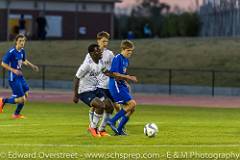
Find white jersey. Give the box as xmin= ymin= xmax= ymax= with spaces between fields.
xmin=97 ymin=48 xmax=114 ymax=89
xmin=83 ymin=48 xmax=114 ymax=89
xmin=76 ymin=54 xmax=104 ymax=94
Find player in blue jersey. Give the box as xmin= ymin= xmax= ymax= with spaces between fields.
xmin=106 ymin=40 xmax=138 ymax=135
xmin=0 ymin=34 xmax=39 ymax=119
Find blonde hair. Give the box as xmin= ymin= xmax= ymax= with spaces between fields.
xmin=97 ymin=31 xmax=110 ymax=40
xmin=121 ymin=40 xmax=134 ymax=50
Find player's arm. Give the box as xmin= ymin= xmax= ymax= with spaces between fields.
xmin=112 ymin=72 xmax=137 ymax=83
xmin=23 ymin=59 xmax=39 ymax=72
xmin=102 ymin=69 xmax=137 ymax=83
xmin=73 ymin=63 xmax=89 ymax=103
xmin=1 ymin=61 xmax=22 ymax=75
xmin=73 ymin=76 xmax=80 ymax=103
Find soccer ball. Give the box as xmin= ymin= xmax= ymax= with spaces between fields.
xmin=144 ymin=123 xmax=158 ymax=137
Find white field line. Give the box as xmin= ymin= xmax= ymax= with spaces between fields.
xmin=0 ymin=144 xmax=239 ymax=148
xmin=0 ymin=121 xmax=234 ymax=127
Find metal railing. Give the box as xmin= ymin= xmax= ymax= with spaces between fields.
xmin=2 ymin=65 xmax=240 ymax=96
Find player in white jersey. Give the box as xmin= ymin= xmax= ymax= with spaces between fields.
xmin=83 ymin=31 xmax=120 ymax=135
xmin=96 ymin=31 xmax=114 ymax=91
xmin=96 ymin=31 xmax=123 ymax=133
xmin=73 ymin=44 xmax=113 ymax=137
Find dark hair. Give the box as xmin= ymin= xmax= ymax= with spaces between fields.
xmin=15 ymin=34 xmax=26 ymax=42
xmin=97 ymin=31 xmax=110 ymax=40
xmin=88 ymin=44 xmax=99 ymax=53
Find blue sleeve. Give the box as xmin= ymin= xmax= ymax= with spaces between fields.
xmin=2 ymin=51 xmax=11 ymax=64
xmin=110 ymin=56 xmax=121 ymax=73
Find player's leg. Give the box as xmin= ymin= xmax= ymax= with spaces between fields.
xmin=0 ymin=80 xmax=18 ymax=112
xmin=0 ymin=95 xmax=14 ymax=113
xmin=98 ymin=98 xmax=114 ymax=136
xmin=104 ymin=89 xmax=121 ymax=124
xmin=79 ymin=91 xmax=104 ymax=137
xmin=97 ymin=89 xmax=114 ymax=136
xmin=1 ymin=94 xmax=16 ymax=105
xmin=103 ymin=89 xmax=120 ymax=112
xmin=108 ymin=85 xmax=137 ymax=135
xmin=90 ymin=97 xmax=105 ymax=130
xmin=12 ymin=94 xmax=27 ymax=119
xmin=117 ymin=100 xmax=137 ymax=135
xmin=108 ymin=88 xmax=134 ymax=123
xmin=114 ymin=103 xmax=121 ymax=112
xmin=12 ymin=77 xmax=29 ymax=118
xmin=13 ymin=92 xmax=28 ymax=119
xmin=107 ymin=87 xmax=134 ymax=135
xmin=121 ymin=107 xmax=135 ymax=135
xmin=123 ymin=99 xmax=137 ymax=113
xmin=1 ymin=79 xmax=26 ymax=115
xmin=78 ymin=91 xmax=95 ymax=128
xmin=114 ymin=103 xmax=123 ymax=130
xmin=89 ymin=107 xmax=95 ymax=127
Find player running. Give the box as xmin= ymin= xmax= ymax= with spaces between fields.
xmin=0 ymin=34 xmax=39 ymax=119
xmin=96 ymin=31 xmax=122 ymax=133
xmin=106 ymin=40 xmax=138 ymax=136
xmin=73 ymin=44 xmax=113 ymax=137
xmin=83 ymin=31 xmax=120 ymax=135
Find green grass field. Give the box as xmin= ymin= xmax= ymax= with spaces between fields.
xmin=0 ymin=102 xmax=240 ymax=159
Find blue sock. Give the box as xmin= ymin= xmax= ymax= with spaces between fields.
xmin=110 ymin=109 xmax=126 ymax=123
xmin=117 ymin=115 xmax=129 ymax=132
xmin=15 ymin=103 xmax=24 ymax=115
xmin=4 ymin=97 xmax=16 ymax=104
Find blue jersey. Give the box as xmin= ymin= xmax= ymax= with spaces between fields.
xmin=109 ymin=53 xmax=132 ymax=104
xmin=109 ymin=53 xmax=129 ymax=88
xmin=2 ymin=47 xmax=26 ymax=81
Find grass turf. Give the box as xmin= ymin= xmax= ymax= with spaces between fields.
xmin=0 ymin=102 xmax=240 ymax=159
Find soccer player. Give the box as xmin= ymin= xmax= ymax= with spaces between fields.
xmin=0 ymin=34 xmax=39 ymax=118
xmin=97 ymin=31 xmax=115 ymax=136
xmin=96 ymin=31 xmax=121 ymax=133
xmin=83 ymin=31 xmax=120 ymax=135
xmin=96 ymin=31 xmax=115 ymax=103
xmin=73 ymin=44 xmax=113 ymax=137
xmin=107 ymin=40 xmax=138 ymax=135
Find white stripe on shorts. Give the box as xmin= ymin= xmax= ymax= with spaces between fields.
xmin=114 ymin=81 xmax=120 ymax=93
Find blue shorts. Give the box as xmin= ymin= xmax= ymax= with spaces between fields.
xmin=9 ymin=76 xmax=29 ymax=98
xmin=109 ymin=84 xmax=132 ymax=104
xmin=79 ymin=88 xmax=106 ymax=107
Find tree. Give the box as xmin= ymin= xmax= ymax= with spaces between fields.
xmin=131 ymin=0 xmax=170 ymax=37
xmin=114 ymin=0 xmax=200 ymax=38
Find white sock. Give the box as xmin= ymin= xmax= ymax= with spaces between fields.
xmin=89 ymin=110 xmax=94 ymax=127
xmin=99 ymin=111 xmax=111 ymax=131
xmin=91 ymin=112 xmax=102 ymax=128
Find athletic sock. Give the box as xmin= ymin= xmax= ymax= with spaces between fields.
xmin=110 ymin=109 xmax=126 ymax=124
xmin=15 ymin=103 xmax=24 ymax=115
xmin=91 ymin=112 xmax=102 ymax=129
xmin=117 ymin=115 xmax=129 ymax=133
xmin=99 ymin=111 xmax=111 ymax=131
xmin=89 ymin=110 xmax=94 ymax=127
